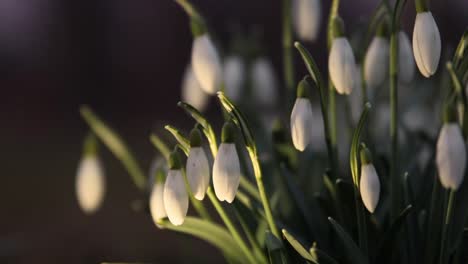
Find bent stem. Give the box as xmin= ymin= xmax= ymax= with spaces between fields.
xmin=439 ymin=190 xmax=456 ymax=264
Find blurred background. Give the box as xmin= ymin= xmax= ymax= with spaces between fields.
xmin=0 ymin=0 xmax=466 ymax=263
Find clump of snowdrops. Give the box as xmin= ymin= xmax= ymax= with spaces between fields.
xmin=75 ymin=0 xmax=468 ymax=263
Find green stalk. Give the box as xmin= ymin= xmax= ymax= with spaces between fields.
xmin=439 ymin=190 xmax=456 ymax=264
xmin=282 ymin=0 xmax=295 ymax=107
xmin=447 ymin=62 xmax=468 ymax=139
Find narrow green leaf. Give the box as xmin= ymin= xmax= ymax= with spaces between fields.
xmin=453 ymin=29 xmax=468 ymax=68
xmin=164 ymin=125 xmax=190 ymax=155
xmin=282 ymin=229 xmax=317 ymax=263
xmin=328 ymin=217 xmax=368 ymax=264
xmin=266 ymin=231 xmax=288 ymax=264
xmin=80 ymin=105 xmax=146 ymax=190
xmin=159 ymin=217 xmax=248 ymax=264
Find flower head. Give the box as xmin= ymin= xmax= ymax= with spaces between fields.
xmin=251 ymin=57 xmax=278 ymax=108
xmin=164 ymin=150 xmax=189 ymax=226
xmin=359 ymin=146 xmax=380 ymax=213
xmin=186 ymin=128 xmax=210 ymax=200
xmin=149 ymin=167 xmax=167 ymax=227
xmin=181 ymin=64 xmax=210 ymax=111
xmin=213 ymin=122 xmax=241 ymax=203
xmin=191 ymin=34 xmax=223 ymax=94
xmin=364 ymin=29 xmax=389 ymax=88
xmin=292 ymin=0 xmax=321 ymax=42
xmin=290 ymin=78 xmax=314 ymax=151
xmin=412 ymin=12 xmax=441 ymax=77
xmin=398 ymin=31 xmax=415 ymax=83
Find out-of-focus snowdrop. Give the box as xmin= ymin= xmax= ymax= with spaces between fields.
xmin=186 ymin=128 xmax=210 ymax=200
xmin=436 ymin=106 xmax=466 ymax=190
xmin=213 ymin=122 xmax=241 ymax=203
xmin=372 ymin=103 xmax=407 ymax=152
xmin=223 ymin=55 xmax=245 ymax=102
xmin=329 ymin=16 xmax=356 ymax=95
xmin=290 ymin=78 xmax=314 ymax=151
xmin=310 ymin=105 xmax=326 ymax=152
xmin=403 ymin=105 xmax=432 ymax=133
xmin=412 ymin=4 xmax=441 ymax=78
xmin=149 ymin=167 xmax=167 ymax=227
xmin=181 ymin=64 xmax=210 ymax=111
xmin=364 ymin=21 xmax=389 ymax=89
xmin=292 ymin=0 xmax=321 ymax=42
xmin=251 ymin=57 xmax=278 ymax=108
xmin=76 ymin=134 xmax=106 ymax=214
xmin=398 ymin=31 xmax=415 ymax=83
xmin=359 ymin=146 xmax=380 ymax=213
xmin=163 ymin=150 xmax=189 ymax=226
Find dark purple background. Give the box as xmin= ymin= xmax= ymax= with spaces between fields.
xmin=0 ymin=0 xmax=466 ymax=263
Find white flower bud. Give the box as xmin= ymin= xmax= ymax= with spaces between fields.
xmin=364 ymin=36 xmax=389 ymax=89
xmin=191 ymin=34 xmax=223 ymax=94
xmin=181 ymin=64 xmax=210 ymax=111
xmin=412 ymin=12 xmax=441 ymax=78
xmin=360 ymin=163 xmax=380 ymax=213
xmin=163 ymin=169 xmax=189 ymax=226
xmin=290 ymin=98 xmax=313 ymax=151
xmin=398 ymin=31 xmax=415 ymax=83
xmin=223 ymin=55 xmax=245 ymax=102
xmin=76 ymin=155 xmax=106 ymax=214
xmin=329 ymin=37 xmax=356 ymax=95
xmin=186 ymin=146 xmax=210 ymax=200
xmin=251 ymin=57 xmax=278 ymax=107
xmin=149 ymin=172 xmax=167 ymax=226
xmin=436 ymin=123 xmax=466 ymax=190
xmin=292 ymin=0 xmax=321 ymax=42
xmin=213 ymin=143 xmax=241 ymax=203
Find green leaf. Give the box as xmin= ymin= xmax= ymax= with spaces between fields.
xmin=328 ymin=217 xmax=368 ymax=264
xmin=282 ymin=229 xmax=317 ymax=263
xmin=164 ymin=125 xmax=190 ymax=155
xmin=266 ymin=231 xmax=288 ymax=264
xmin=159 ymin=217 xmax=248 ymax=264
xmin=80 ymin=105 xmax=146 ymax=190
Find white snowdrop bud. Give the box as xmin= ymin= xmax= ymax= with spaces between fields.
xmin=213 ymin=122 xmax=241 ymax=203
xmin=412 ymin=11 xmax=441 ymax=78
xmin=436 ymin=107 xmax=466 ymax=190
xmin=186 ymin=128 xmax=210 ymax=200
xmin=223 ymin=55 xmax=245 ymax=102
xmin=292 ymin=0 xmax=322 ymax=42
xmin=149 ymin=168 xmax=167 ymax=227
xmin=76 ymin=135 xmax=105 ymax=214
xmin=251 ymin=57 xmax=278 ymax=107
xmin=398 ymin=31 xmax=415 ymax=83
xmin=364 ymin=36 xmax=389 ymax=89
xmin=290 ymin=78 xmax=314 ymax=151
xmin=359 ymin=146 xmax=380 ymax=213
xmin=163 ymin=151 xmax=189 ymax=226
xmin=181 ymin=64 xmax=210 ymax=111
xmin=191 ymin=34 xmax=223 ymax=94
xmin=328 ymin=17 xmax=356 ymax=95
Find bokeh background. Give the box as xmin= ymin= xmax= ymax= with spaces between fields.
xmin=0 ymin=0 xmax=466 ymax=263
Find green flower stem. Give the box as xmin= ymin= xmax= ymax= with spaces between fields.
xmin=414 ymin=0 xmax=428 ymax=12
xmin=439 ymin=190 xmax=456 ymax=264
xmin=389 ymin=0 xmax=407 ymax=219
xmin=447 ymin=62 xmax=468 ymax=139
xmin=282 ymin=0 xmax=295 ymax=107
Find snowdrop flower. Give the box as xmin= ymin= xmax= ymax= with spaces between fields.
xmin=186 ymin=128 xmax=210 ymax=200
xmin=76 ymin=135 xmax=105 ymax=214
xmin=251 ymin=57 xmax=278 ymax=107
xmin=290 ymin=78 xmax=314 ymax=151
xmin=412 ymin=10 xmax=441 ymax=78
xmin=164 ymin=150 xmax=189 ymax=226
xmin=364 ymin=22 xmax=389 ymax=89
xmin=181 ymin=64 xmax=210 ymax=111
xmin=398 ymin=31 xmax=415 ymax=83
xmin=292 ymin=0 xmax=321 ymax=42
xmin=213 ymin=122 xmax=241 ymax=203
xmin=436 ymin=107 xmax=466 ymax=190
xmin=149 ymin=168 xmax=167 ymax=227
xmin=223 ymin=55 xmax=245 ymax=102
xmin=328 ymin=16 xmax=356 ymax=95
xmin=359 ymin=146 xmax=380 ymax=213
xmin=191 ymin=33 xmax=223 ymax=94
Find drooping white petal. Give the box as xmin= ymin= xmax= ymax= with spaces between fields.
xmin=292 ymin=0 xmax=321 ymax=42
xmin=75 ymin=156 xmax=105 ymax=214
xmin=223 ymin=56 xmax=245 ymax=102
xmin=364 ymin=36 xmax=389 ymax=89
xmin=329 ymin=37 xmax=356 ymax=95
xmin=412 ymin=12 xmax=441 ymax=78
xmin=181 ymin=64 xmax=210 ymax=111
xmin=191 ymin=34 xmax=223 ymax=94
xmin=213 ymin=143 xmax=241 ymax=203
xmin=360 ymin=164 xmax=380 ymax=213
xmin=163 ymin=169 xmax=189 ymax=226
xmin=398 ymin=31 xmax=415 ymax=83
xmin=436 ymin=124 xmax=467 ymax=190
xmin=149 ymin=180 xmax=166 ymax=226
xmin=290 ymin=98 xmax=313 ymax=151
xmin=186 ymin=147 xmax=210 ymax=200
xmin=251 ymin=57 xmax=278 ymax=107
